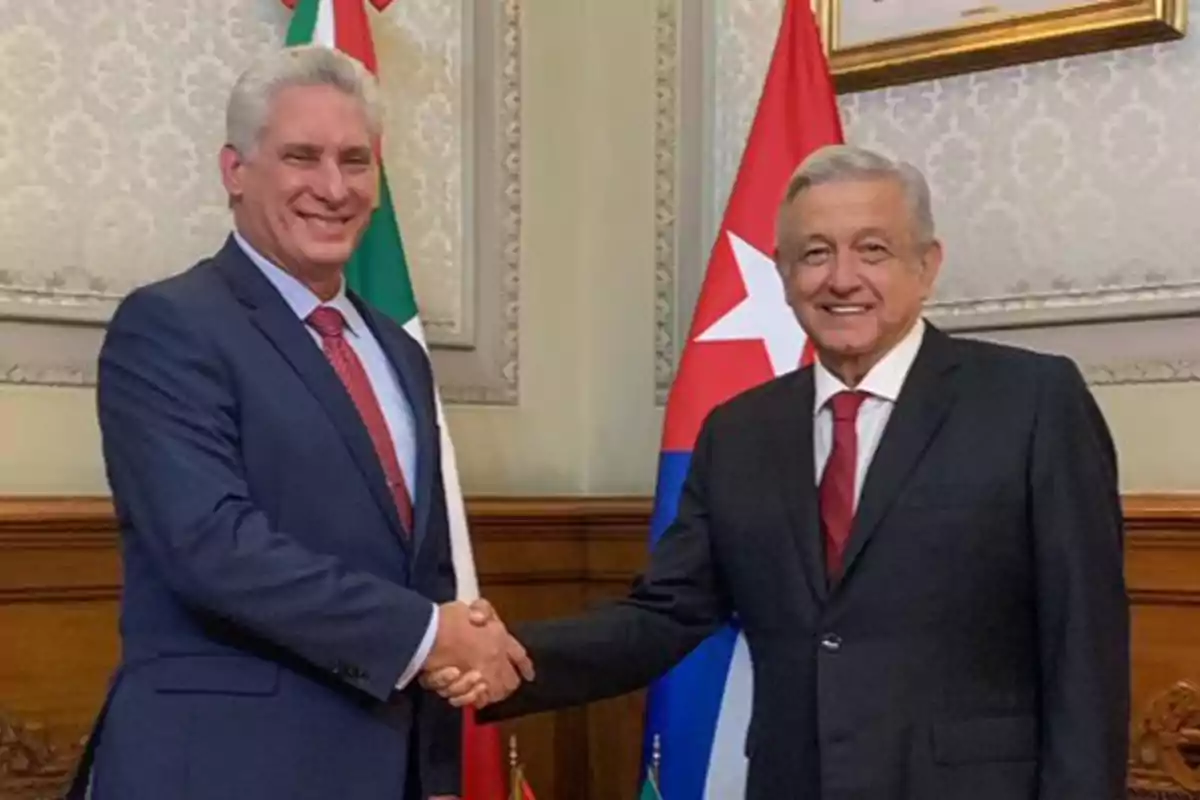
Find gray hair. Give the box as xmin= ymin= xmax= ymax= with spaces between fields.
xmin=225 ymin=44 xmax=383 ymax=155
xmin=780 ymin=144 xmax=935 ymax=245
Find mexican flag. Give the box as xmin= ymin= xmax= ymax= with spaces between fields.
xmin=281 ymin=1 xmax=505 ymax=798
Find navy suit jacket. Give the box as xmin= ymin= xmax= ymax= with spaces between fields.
xmin=482 ymin=327 xmax=1129 ymax=799
xmin=73 ymin=236 xmax=460 ymax=800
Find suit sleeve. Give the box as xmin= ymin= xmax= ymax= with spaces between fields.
xmin=97 ymin=288 xmax=434 ymax=702
xmin=415 ymin=455 xmax=463 ymax=798
xmin=479 ymin=417 xmax=732 ymax=721
xmin=1030 ymin=356 xmax=1129 ymax=799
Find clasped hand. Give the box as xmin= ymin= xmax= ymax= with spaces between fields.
xmin=420 ymin=599 xmax=532 ymax=708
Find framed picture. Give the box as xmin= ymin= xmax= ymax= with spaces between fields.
xmin=813 ymin=0 xmax=1187 ymax=92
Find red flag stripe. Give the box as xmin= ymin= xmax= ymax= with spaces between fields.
xmin=661 ymin=0 xmax=840 ymax=452
xmin=461 ymin=707 xmax=506 ymax=800
xmin=332 ymin=0 xmax=379 ymax=75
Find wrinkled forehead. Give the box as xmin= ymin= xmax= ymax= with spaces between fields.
xmin=259 ymin=84 xmax=374 ymax=146
xmin=779 ymin=177 xmax=916 ymax=242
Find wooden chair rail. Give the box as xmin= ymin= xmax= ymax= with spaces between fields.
xmin=2 ymin=493 xmax=1199 ymax=799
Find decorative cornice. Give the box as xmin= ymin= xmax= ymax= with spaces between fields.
xmin=1083 ymin=359 xmax=1200 ymax=386
xmin=0 ymin=360 xmax=93 ymax=386
xmin=653 ymin=0 xmax=679 ymax=405
xmin=928 ymin=280 xmax=1200 ymax=326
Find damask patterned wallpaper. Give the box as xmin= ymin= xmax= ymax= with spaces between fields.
xmin=712 ymin=0 xmax=1200 ymax=325
xmin=0 ymin=1 xmax=520 ymax=403
xmin=659 ymin=0 xmax=1200 ymax=397
xmin=0 ymin=2 xmax=285 ymax=320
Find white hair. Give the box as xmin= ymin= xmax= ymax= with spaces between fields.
xmin=225 ymin=44 xmax=383 ymax=155
xmin=780 ymin=144 xmax=935 ymax=245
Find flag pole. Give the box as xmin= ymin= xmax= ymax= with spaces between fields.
xmin=508 ymin=735 xmax=521 ymax=800
xmin=651 ymin=733 xmax=661 ymax=786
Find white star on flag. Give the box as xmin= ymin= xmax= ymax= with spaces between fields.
xmin=694 ymin=231 xmax=808 ymax=377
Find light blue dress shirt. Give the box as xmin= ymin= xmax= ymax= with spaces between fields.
xmin=234 ymin=231 xmax=438 ymax=691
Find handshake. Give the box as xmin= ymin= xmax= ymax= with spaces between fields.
xmin=420 ymin=598 xmax=534 ymax=708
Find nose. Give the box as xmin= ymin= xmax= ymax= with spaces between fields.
xmin=826 ymin=252 xmax=861 ymax=293
xmin=311 ymin=157 xmax=350 ymax=205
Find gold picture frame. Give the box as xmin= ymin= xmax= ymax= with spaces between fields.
xmin=814 ymin=0 xmax=1186 ymax=93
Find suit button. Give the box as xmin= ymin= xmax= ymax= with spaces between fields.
xmin=820 ymin=633 xmax=842 ymax=653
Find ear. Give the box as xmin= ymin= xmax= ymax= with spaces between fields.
xmin=219 ymin=144 xmax=247 ymax=201
xmin=918 ymin=239 xmax=943 ymax=297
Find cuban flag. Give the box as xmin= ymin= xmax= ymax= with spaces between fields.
xmin=641 ymin=1 xmax=843 ymax=796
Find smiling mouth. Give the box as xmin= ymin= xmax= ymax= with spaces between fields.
xmin=821 ymin=304 xmax=871 ymax=316
xmin=299 ymin=213 xmax=352 ymax=231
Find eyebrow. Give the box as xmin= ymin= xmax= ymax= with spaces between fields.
xmin=853 ymin=228 xmax=894 ymax=240
xmin=279 ymin=143 xmax=373 ymax=157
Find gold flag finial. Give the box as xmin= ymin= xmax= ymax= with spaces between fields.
xmin=508 ymin=734 xmax=526 ymax=800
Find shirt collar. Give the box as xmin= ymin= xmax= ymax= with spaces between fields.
xmin=813 ymin=317 xmax=926 ymax=415
xmin=233 ymin=230 xmax=365 ymax=337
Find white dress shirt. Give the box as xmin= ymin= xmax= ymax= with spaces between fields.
xmin=812 ymin=318 xmax=925 ymax=507
xmin=234 ymin=232 xmax=437 ymax=691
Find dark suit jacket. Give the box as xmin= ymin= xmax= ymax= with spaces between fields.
xmin=72 ymin=236 xmax=460 ymax=800
xmin=482 ymin=325 xmax=1129 ymax=800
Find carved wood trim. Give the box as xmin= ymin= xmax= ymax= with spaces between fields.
xmin=5 ymin=492 xmax=1200 ymax=799
xmin=1131 ymin=681 xmax=1200 ymax=797
xmin=4 ymin=491 xmax=1199 ymax=539
xmin=0 ymin=496 xmax=652 ymax=537
xmin=0 ymin=712 xmax=84 ymax=800
xmin=1124 ymin=494 xmax=1200 ymax=533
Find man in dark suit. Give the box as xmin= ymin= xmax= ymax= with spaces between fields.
xmin=433 ymin=145 xmax=1130 ymax=798
xmin=69 ymin=45 xmax=528 ymax=800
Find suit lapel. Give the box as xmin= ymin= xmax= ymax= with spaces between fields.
xmin=838 ymin=326 xmax=962 ymax=582
xmin=774 ymin=370 xmax=829 ymax=604
xmin=212 ymin=238 xmax=410 ymax=550
xmin=353 ymin=299 xmax=437 ymax=553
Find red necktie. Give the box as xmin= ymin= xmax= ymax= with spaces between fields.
xmin=307 ymin=306 xmax=414 ymax=535
xmin=820 ymin=390 xmax=867 ymax=577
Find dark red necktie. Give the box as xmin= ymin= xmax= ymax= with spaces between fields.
xmin=307 ymin=306 xmax=413 ymax=535
xmin=820 ymin=390 xmax=867 ymax=577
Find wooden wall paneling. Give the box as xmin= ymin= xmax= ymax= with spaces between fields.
xmin=1123 ymin=494 xmax=1200 ymax=797
xmin=6 ymin=494 xmax=1200 ymax=799
xmin=0 ymin=497 xmax=120 ymax=800
xmin=469 ymin=498 xmax=650 ymax=800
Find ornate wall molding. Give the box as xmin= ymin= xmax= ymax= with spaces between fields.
xmin=429 ymin=0 xmax=522 ymax=404
xmin=1084 ymin=360 xmax=1200 ymax=386
xmin=657 ymin=0 xmax=1200 ymax=394
xmin=653 ymin=0 xmax=679 ymax=405
xmin=654 ymin=0 xmax=710 ymax=404
xmin=926 ymin=281 xmax=1200 ymax=332
xmin=0 ymin=0 xmax=522 ymax=405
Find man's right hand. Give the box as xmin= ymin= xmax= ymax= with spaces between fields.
xmin=422 ymin=600 xmax=532 ymax=708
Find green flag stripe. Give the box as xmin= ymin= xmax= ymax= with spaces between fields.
xmin=285 ymin=0 xmax=320 ymax=45
xmin=345 ymin=169 xmax=419 ymax=325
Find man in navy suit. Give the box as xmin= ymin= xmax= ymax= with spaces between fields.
xmin=69 ymin=45 xmax=529 ymax=800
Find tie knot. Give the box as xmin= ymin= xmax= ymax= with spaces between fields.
xmin=307 ymin=306 xmax=346 ymax=339
xmin=828 ymin=390 xmax=868 ymax=422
